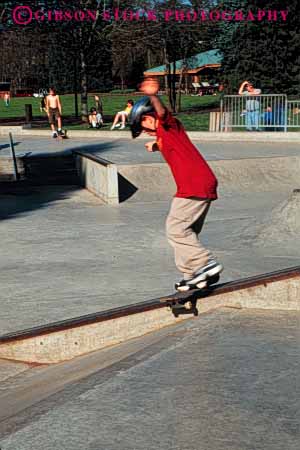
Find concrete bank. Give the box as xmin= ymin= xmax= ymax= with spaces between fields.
xmin=76 ymin=153 xmax=300 ymax=204
xmin=0 ymin=267 xmax=299 ymax=364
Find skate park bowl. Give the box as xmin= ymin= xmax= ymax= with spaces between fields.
xmin=2 ymin=142 xmax=300 ymax=364
xmin=0 ymin=266 xmax=299 ymax=364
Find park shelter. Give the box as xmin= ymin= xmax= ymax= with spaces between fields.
xmin=143 ymin=49 xmax=222 ymax=92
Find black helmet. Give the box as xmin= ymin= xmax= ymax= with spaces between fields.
xmin=129 ymin=96 xmax=155 ymax=138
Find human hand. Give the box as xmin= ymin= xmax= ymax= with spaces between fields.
xmin=140 ymin=78 xmax=159 ymax=96
xmin=145 ymin=141 xmax=158 ymax=152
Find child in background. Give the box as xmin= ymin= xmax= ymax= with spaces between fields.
xmin=88 ymin=107 xmax=103 ymax=128
xmin=111 ymin=99 xmax=134 ymax=130
xmin=45 ymin=87 xmax=64 ymax=138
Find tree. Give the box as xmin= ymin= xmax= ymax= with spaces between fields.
xmin=0 ymin=0 xmax=113 ymax=120
xmin=109 ymin=0 xmax=217 ymax=111
xmin=217 ymin=0 xmax=300 ymax=96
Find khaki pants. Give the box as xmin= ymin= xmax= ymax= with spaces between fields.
xmin=166 ymin=197 xmax=212 ymax=279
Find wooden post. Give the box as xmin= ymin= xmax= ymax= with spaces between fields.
xmin=25 ymin=104 xmax=33 ymax=123
xmin=209 ymin=112 xmax=221 ymax=132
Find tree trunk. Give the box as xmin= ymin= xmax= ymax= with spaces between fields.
xmin=176 ymin=67 xmax=184 ymax=113
xmin=80 ymin=49 xmax=88 ymax=122
xmin=163 ymin=45 xmax=173 ymax=111
xmin=74 ymin=56 xmax=79 ymax=118
xmin=171 ymin=60 xmax=177 ymax=113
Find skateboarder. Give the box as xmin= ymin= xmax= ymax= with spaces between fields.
xmin=129 ymin=78 xmax=223 ymax=291
xmin=45 ymin=87 xmax=65 ymax=138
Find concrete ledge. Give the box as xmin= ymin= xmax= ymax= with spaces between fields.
xmin=0 ymin=266 xmax=299 ymax=364
xmin=74 ymin=154 xmax=300 ymax=204
xmin=1 ymin=126 xmax=300 ymax=142
xmin=118 ymin=155 xmax=300 ymax=196
xmin=0 ymin=156 xmax=25 ymax=180
xmin=75 ymin=151 xmax=119 ymax=205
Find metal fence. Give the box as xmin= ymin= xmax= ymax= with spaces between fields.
xmin=220 ymin=94 xmax=300 ymax=132
xmin=287 ymin=100 xmax=300 ymax=129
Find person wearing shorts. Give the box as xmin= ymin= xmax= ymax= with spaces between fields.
xmin=45 ymin=87 xmax=64 ymax=138
xmin=111 ymin=100 xmax=134 ymax=130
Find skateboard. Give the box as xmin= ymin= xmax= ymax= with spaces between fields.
xmin=160 ymin=274 xmax=220 ymax=317
xmin=57 ymin=129 xmax=68 ymax=140
xmin=53 ymin=130 xmax=68 ymax=140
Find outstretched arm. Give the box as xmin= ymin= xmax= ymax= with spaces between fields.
xmin=139 ymin=78 xmax=166 ymax=118
xmin=238 ymin=81 xmax=249 ymax=95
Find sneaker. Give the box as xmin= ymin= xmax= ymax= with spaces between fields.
xmin=187 ymin=259 xmax=223 ymax=287
xmin=58 ymin=130 xmax=65 ymax=136
xmin=120 ymin=124 xmax=126 ymax=130
xmin=110 ymin=125 xmax=115 ymax=130
xmin=115 ymin=123 xmax=121 ymax=128
xmin=52 ymin=132 xmax=58 ymax=138
xmin=175 ymin=279 xmax=207 ymax=292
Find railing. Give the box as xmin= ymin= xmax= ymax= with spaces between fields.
xmin=220 ymin=94 xmax=300 ymax=132
xmin=287 ymin=100 xmax=300 ymax=129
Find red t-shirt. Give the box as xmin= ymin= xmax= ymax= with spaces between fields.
xmin=156 ymin=111 xmax=218 ymax=200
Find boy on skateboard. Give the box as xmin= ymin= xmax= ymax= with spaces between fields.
xmin=129 ymin=78 xmax=223 ymax=292
xmin=45 ymin=87 xmax=65 ymax=138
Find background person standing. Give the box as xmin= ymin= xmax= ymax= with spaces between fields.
xmin=238 ymin=81 xmax=261 ymax=131
xmin=4 ymin=92 xmax=10 ymax=107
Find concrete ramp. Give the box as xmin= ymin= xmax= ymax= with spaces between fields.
xmin=0 ymin=267 xmax=299 ymax=364
xmin=257 ymin=189 xmax=300 ymax=243
xmin=76 ymin=153 xmax=300 ymax=203
xmin=118 ymin=156 xmax=300 ymax=198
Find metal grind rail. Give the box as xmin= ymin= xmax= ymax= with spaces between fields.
xmin=1 ymin=266 xmax=300 ymax=364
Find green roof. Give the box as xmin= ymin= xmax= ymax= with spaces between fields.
xmin=144 ymin=49 xmax=222 ymax=74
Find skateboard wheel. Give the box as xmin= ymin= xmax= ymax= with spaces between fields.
xmin=207 ymin=274 xmax=220 ymax=286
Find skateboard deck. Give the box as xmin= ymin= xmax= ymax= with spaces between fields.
xmin=160 ymin=274 xmax=220 ymax=317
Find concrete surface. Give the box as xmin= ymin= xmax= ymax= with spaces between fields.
xmin=1 ymin=183 xmax=300 ymax=336
xmin=0 ymin=359 xmax=30 ymax=383
xmin=1 ymin=126 xmax=300 ymax=142
xmin=1 ymin=273 xmax=299 ymax=364
xmin=1 ymin=137 xmax=300 ymax=336
xmin=76 ymin=152 xmax=119 ymax=204
xmin=1 ymin=136 xmax=300 ymax=162
xmin=0 ymin=308 xmax=300 ymax=449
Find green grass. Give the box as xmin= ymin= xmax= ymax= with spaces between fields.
xmin=176 ymin=113 xmax=209 ymax=131
xmin=2 ymin=94 xmax=298 ymax=132
xmin=0 ymin=93 xmax=219 ymax=131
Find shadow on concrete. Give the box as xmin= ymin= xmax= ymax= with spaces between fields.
xmin=0 ymin=144 xmax=10 ymax=152
xmin=0 ymin=183 xmax=81 ymax=221
xmin=0 ymin=142 xmax=119 ymax=221
xmin=0 ymin=142 xmax=20 ymax=153
xmin=118 ymin=174 xmax=138 ymax=203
